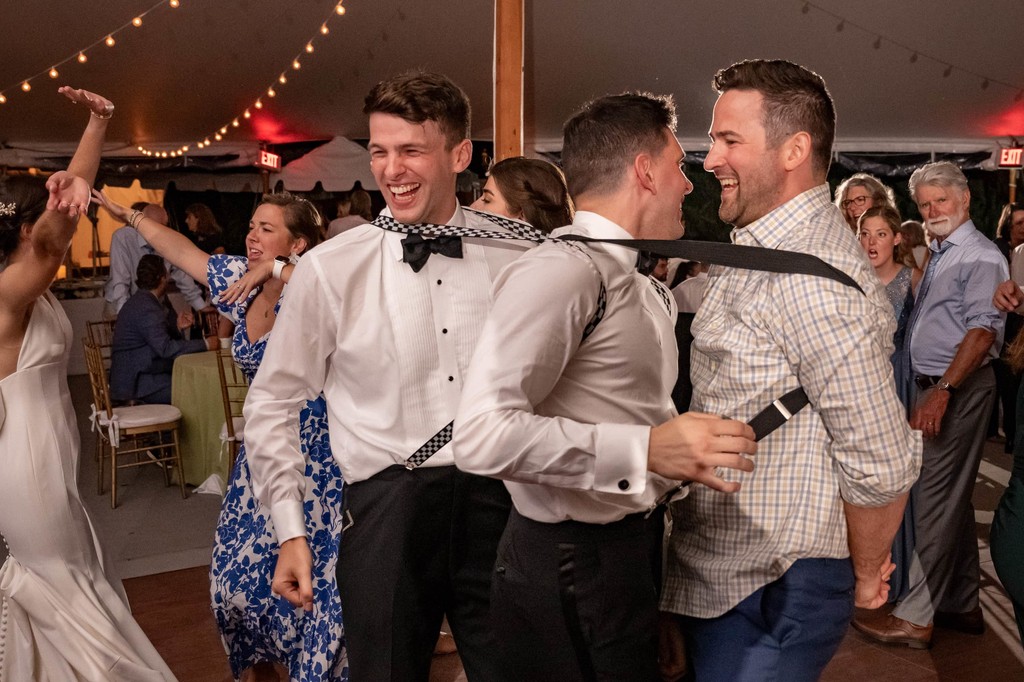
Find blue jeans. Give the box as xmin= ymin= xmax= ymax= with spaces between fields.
xmin=680 ymin=557 xmax=854 ymax=681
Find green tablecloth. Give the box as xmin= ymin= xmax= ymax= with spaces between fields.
xmin=171 ymin=350 xmax=244 ymax=487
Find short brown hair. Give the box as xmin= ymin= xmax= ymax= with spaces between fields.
xmin=260 ymin=192 xmax=323 ymax=252
xmin=713 ymin=59 xmax=835 ymax=177
xmin=489 ymin=157 xmax=574 ymax=233
xmin=135 ymin=253 xmax=167 ymax=290
xmin=363 ymin=71 xmax=470 ymax=149
xmin=561 ymin=92 xmax=677 ymax=198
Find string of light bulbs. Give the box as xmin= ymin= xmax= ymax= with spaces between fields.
xmin=0 ymin=0 xmax=183 ymax=105
xmin=134 ymin=1 xmax=347 ymax=158
xmin=799 ymin=1 xmax=1024 ymax=101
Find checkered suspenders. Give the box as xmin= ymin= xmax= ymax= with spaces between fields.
xmin=378 ymin=210 xmax=864 ymax=468
xmin=374 ymin=210 xmax=609 ymax=470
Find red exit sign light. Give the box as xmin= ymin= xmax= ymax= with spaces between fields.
xmin=999 ymin=147 xmax=1024 ymax=168
xmin=257 ymin=150 xmax=282 ymax=171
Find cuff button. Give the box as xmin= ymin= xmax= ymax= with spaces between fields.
xmin=618 ymin=479 xmax=630 ymax=491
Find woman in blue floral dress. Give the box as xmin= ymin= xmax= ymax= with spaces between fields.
xmin=93 ymin=190 xmax=347 ymax=682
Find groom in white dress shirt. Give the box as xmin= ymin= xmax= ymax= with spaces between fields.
xmin=243 ymin=72 xmax=527 ymax=681
xmin=452 ymin=92 xmax=758 ymax=680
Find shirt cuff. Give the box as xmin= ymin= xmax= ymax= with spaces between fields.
xmin=592 ymin=423 xmax=651 ymax=496
xmin=270 ymin=499 xmax=307 ymax=543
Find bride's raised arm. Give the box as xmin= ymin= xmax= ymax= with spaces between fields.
xmin=0 ymin=87 xmax=113 ymax=313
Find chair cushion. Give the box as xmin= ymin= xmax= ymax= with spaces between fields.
xmin=98 ymin=403 xmax=182 ymax=429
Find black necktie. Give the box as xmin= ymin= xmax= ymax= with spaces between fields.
xmin=401 ymin=233 xmax=463 ymax=273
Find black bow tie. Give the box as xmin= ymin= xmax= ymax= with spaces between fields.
xmin=401 ymin=233 xmax=463 ymax=272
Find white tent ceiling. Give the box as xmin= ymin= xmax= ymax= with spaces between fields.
xmin=2 ymin=0 xmax=1023 ymax=167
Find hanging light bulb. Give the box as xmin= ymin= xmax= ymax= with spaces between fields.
xmin=78 ymin=52 xmax=88 ymax=63
xmin=292 ymin=59 xmax=302 ymax=70
xmin=105 ymin=35 xmax=116 ymax=47
xmin=254 ymin=98 xmax=263 ymax=109
xmin=267 ymin=87 xmax=276 ymax=97
xmin=321 ymin=24 xmax=329 ymax=35
xmin=231 ymin=118 xmax=240 ymax=127
xmin=21 ymin=81 xmax=31 ymax=92
xmin=336 ymin=4 xmax=346 ymax=15
xmin=243 ymin=109 xmax=252 ymax=119
xmin=0 ymin=94 xmax=7 ymax=104
xmin=279 ymin=74 xmax=288 ymax=84
xmin=219 ymin=126 xmax=228 ymax=134
xmin=214 ymin=133 xmax=223 ymax=141
xmin=132 ymin=17 xmax=142 ymax=27
xmin=197 ymin=142 xmax=205 ymax=149
xmin=204 ymin=137 xmax=211 ymax=145
xmin=169 ymin=0 xmax=180 ymax=7
xmin=305 ymin=42 xmax=315 ymax=53
xmin=49 ymin=67 xmax=59 ymax=79
xmin=182 ymin=145 xmax=190 ymax=152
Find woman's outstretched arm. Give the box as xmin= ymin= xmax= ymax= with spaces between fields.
xmin=92 ymin=190 xmax=212 ymax=284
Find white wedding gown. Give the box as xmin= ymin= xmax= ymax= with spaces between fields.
xmin=0 ymin=292 xmax=176 ymax=681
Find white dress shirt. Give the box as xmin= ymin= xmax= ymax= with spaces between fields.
xmin=671 ymin=271 xmax=708 ymax=314
xmin=244 ymin=206 xmax=529 ymax=543
xmin=453 ymin=211 xmax=681 ymax=525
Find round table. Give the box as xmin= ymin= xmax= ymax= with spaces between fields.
xmin=171 ymin=350 xmax=244 ymax=487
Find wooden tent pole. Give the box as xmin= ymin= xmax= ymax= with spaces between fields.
xmin=493 ymin=0 xmax=524 ymax=162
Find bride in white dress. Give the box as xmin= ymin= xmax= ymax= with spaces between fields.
xmin=0 ymin=88 xmax=176 ymax=681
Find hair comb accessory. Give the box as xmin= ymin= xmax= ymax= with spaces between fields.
xmin=0 ymin=202 xmax=16 ymax=217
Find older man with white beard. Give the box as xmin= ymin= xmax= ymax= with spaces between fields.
xmin=854 ymin=161 xmax=1007 ymax=648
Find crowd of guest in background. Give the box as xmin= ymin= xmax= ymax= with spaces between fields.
xmin=5 ymin=64 xmax=1024 ymax=682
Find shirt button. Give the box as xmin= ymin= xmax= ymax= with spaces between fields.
xmin=442 ymin=328 xmax=448 ymax=334
xmin=618 ymin=479 xmax=630 ymax=491
xmin=448 ymin=376 xmax=454 ymax=382
xmin=437 ymin=279 xmax=442 ymax=285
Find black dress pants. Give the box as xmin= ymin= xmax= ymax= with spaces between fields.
xmin=490 ymin=509 xmax=663 ymax=682
xmin=336 ymin=464 xmax=512 ymax=682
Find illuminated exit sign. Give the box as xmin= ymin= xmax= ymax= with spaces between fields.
xmin=999 ymin=147 xmax=1024 ymax=168
xmin=256 ymin=150 xmax=282 ymax=171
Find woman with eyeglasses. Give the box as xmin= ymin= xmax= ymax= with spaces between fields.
xmin=835 ymin=172 xmax=896 ymax=232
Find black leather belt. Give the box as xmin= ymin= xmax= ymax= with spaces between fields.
xmin=914 ymin=374 xmax=942 ymax=391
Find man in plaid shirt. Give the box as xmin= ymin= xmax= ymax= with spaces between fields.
xmin=660 ymin=59 xmax=921 ymax=681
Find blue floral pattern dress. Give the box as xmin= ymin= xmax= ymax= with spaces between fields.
xmin=207 ymin=255 xmax=347 ymax=681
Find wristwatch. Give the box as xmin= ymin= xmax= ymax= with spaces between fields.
xmin=272 ymin=255 xmax=289 ymax=280
xmin=935 ymin=379 xmax=956 ymax=395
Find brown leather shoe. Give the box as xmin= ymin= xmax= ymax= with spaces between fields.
xmin=853 ymin=612 xmax=933 ymax=649
xmin=934 ymin=606 xmax=984 ymax=635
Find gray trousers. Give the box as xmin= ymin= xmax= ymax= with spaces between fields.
xmin=893 ymin=365 xmax=995 ymax=626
